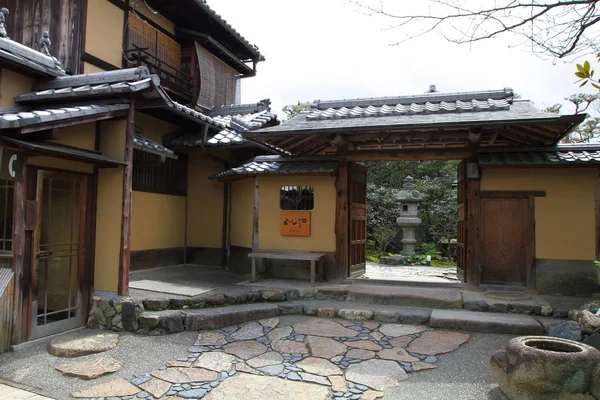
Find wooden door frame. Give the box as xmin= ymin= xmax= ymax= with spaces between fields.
xmin=25 ymin=167 xmax=95 ymax=341
xmin=479 ymin=190 xmax=542 ymax=289
xmin=348 ymin=162 xmax=367 ymax=278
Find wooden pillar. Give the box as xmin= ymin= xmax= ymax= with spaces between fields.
xmin=118 ymin=97 xmax=135 ymax=296
xmin=11 ymin=159 xmax=26 ymax=344
xmin=221 ymin=182 xmax=232 ymax=269
xmin=335 ymin=159 xmax=349 ymax=279
xmin=252 ymin=178 xmax=259 ymax=251
xmin=466 ymin=176 xmax=481 ymax=286
xmin=596 ymin=168 xmax=600 ymax=262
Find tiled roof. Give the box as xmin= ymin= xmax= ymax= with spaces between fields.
xmin=209 ymin=156 xmax=339 ymax=180
xmin=134 ymin=128 xmax=177 ymax=159
xmin=251 ymin=89 xmax=575 ymax=137
xmin=0 ymin=37 xmax=65 ymax=77
xmin=478 ymin=145 xmax=600 ymax=166
xmin=0 ymin=103 xmax=130 ymax=130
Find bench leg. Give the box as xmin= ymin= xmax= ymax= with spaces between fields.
xmin=252 ymin=258 xmax=257 ymax=283
xmin=311 ymin=260 xmax=316 ymax=287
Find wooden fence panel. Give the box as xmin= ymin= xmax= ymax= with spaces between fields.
xmin=0 ymin=268 xmax=14 ymax=353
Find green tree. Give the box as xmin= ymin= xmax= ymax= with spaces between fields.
xmin=543 ymin=93 xmax=600 ymax=143
xmin=282 ymin=102 xmax=311 ymax=120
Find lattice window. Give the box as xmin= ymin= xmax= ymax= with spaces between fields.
xmin=280 ymin=186 xmax=314 ymax=211
xmin=133 ymin=150 xmax=187 ymax=196
xmin=195 ymin=43 xmax=238 ymax=109
xmin=0 ymin=179 xmax=14 ymax=252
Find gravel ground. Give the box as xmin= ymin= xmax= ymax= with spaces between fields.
xmin=385 ymin=332 xmax=512 ymax=400
xmin=0 ymin=329 xmax=197 ymax=400
xmin=362 ymin=262 xmax=457 ymax=282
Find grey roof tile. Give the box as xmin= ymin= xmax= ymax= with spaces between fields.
xmin=477 ymin=145 xmax=600 ymax=165
xmin=0 ymin=37 xmax=65 ymax=77
xmin=209 ymin=157 xmax=338 ymax=179
xmin=133 ymin=128 xmax=177 ymax=158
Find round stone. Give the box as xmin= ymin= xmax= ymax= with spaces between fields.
xmin=49 ymin=332 xmax=119 ymax=358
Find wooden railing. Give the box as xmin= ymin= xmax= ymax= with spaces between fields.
xmin=0 ymin=268 xmax=14 ymax=354
xmin=123 ymin=45 xmax=194 ymax=102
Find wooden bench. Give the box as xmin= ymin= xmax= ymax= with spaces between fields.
xmin=248 ymin=251 xmax=327 ymax=287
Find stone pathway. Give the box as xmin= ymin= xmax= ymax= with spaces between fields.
xmin=66 ymin=316 xmax=470 ymax=399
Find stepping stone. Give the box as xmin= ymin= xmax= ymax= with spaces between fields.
xmin=272 ymin=339 xmax=309 ymax=354
xmin=299 ymin=372 xmax=331 ymax=386
xmin=204 ymin=373 xmax=330 ymax=399
xmin=195 ymin=332 xmax=227 ymax=347
xmin=347 ymin=285 xmax=463 ymax=309
xmin=345 ymin=349 xmax=375 ymax=360
xmin=306 ymin=336 xmax=347 ymax=359
xmin=406 ymin=331 xmax=470 ymax=356
xmin=293 ymin=319 xmax=359 ymax=338
xmin=193 ymin=352 xmax=236 ymax=372
xmin=345 ymin=359 xmax=408 ymax=391
xmin=345 ymin=340 xmax=382 ymax=352
xmin=71 ymin=378 xmax=139 ymax=398
xmin=184 ymin=304 xmax=280 ymax=331
xmin=166 ymin=360 xmax=192 ymax=368
xmin=258 ymin=364 xmax=285 ymax=376
xmin=139 ymin=378 xmax=171 ymax=398
xmin=430 ymin=309 xmax=544 ymax=335
xmin=329 ymin=375 xmax=348 ymax=392
xmin=267 ymin=326 xmax=292 ymax=342
xmin=388 ymin=336 xmax=413 ymax=347
xmin=363 ymin=389 xmax=385 ymax=400
xmin=151 ymin=367 xmax=219 ymax=384
xmin=377 ymin=348 xmax=419 ymax=362
xmin=247 ymin=351 xmax=284 ymax=368
xmin=232 ymin=322 xmax=264 ymax=340
xmin=379 ymin=324 xmax=427 ymax=337
xmin=223 ymin=340 xmax=267 ymax=360
xmin=259 ymin=318 xmax=280 ymax=329
xmin=179 ymin=388 xmax=207 ymax=398
xmin=55 ymin=355 xmax=122 ymax=379
xmin=411 ymin=361 xmax=439 ymax=371
xmin=297 ymin=357 xmax=343 ymax=376
xmin=48 ymin=332 xmax=119 ymax=358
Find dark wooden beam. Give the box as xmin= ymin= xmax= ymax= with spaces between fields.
xmin=286 ymin=135 xmax=318 ymax=151
xmin=11 ymin=158 xmax=26 ymax=344
xmin=252 ymin=178 xmax=259 ymax=251
xmin=480 ymin=191 xmax=546 ymax=199
xmin=81 ymin=52 xmax=119 ymax=72
xmin=525 ymin=195 xmax=536 ymax=290
xmin=335 ymin=160 xmax=349 ymax=280
xmin=118 ymin=96 xmax=135 ymax=296
xmin=343 ymin=148 xmax=472 ymax=161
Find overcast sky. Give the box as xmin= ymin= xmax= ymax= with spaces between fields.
xmin=213 ymin=0 xmax=596 ymax=118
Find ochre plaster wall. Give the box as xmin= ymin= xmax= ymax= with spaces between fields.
xmin=0 ymin=68 xmax=34 ymax=107
xmin=85 ymin=0 xmax=125 ymax=67
xmin=130 ymin=112 xmax=183 ymax=251
xmin=94 ymin=120 xmax=126 ymax=292
xmin=131 ymin=192 xmax=186 ymax=250
xmin=28 ymin=123 xmax=96 ymax=174
xmin=83 ymin=62 xmax=105 ymax=74
xmin=480 ymin=167 xmax=596 ymax=260
xmin=258 ymin=176 xmax=336 ymax=252
xmin=230 ymin=179 xmax=254 ymax=248
xmin=187 ymin=153 xmax=224 ymax=248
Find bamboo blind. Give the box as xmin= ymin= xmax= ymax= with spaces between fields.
xmin=195 ymin=43 xmax=238 ymax=108
xmin=128 ymin=13 xmax=181 ymax=72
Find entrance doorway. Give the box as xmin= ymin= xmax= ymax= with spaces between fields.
xmin=348 ymin=162 xmax=367 ymax=277
xmin=31 ymin=171 xmax=87 ymax=339
xmin=481 ymin=197 xmax=533 ymax=286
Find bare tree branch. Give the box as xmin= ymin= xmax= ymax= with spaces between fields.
xmin=348 ymin=0 xmax=600 ymax=58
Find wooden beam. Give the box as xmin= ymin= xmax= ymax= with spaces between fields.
xmin=525 ymin=195 xmax=536 ymax=290
xmin=252 ymin=178 xmax=259 ymax=252
xmin=118 ymin=96 xmax=135 ymax=296
xmin=335 ymin=160 xmax=349 ymax=280
xmin=11 ymin=158 xmax=26 ymax=344
xmin=285 ymin=135 xmax=318 ymax=151
xmin=480 ymin=191 xmax=546 ymax=199
xmin=466 ymin=178 xmax=481 ymax=286
xmin=343 ymin=148 xmax=471 ymax=161
xmin=226 ymin=182 xmax=232 ymax=267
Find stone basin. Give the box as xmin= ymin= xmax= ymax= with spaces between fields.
xmin=491 ymin=336 xmax=600 ymax=400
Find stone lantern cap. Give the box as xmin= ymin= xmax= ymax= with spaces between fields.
xmin=395 ymin=176 xmax=428 ymax=203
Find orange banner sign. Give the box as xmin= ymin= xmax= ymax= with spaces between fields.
xmin=280 ymin=211 xmax=311 ymax=237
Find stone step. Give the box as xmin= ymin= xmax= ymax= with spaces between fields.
xmin=346 ymin=284 xmax=463 ymax=309
xmin=183 ymin=303 xmax=280 ymax=331
xmin=430 ymin=309 xmax=545 ymax=335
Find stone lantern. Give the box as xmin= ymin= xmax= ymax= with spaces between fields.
xmin=396 ymin=176 xmax=427 ymax=255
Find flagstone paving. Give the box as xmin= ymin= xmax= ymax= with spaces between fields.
xmin=59 ymin=316 xmax=470 ymax=399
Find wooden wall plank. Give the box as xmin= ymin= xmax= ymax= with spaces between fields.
xmin=11 ymin=159 xmax=26 ymax=344
xmin=334 ymin=159 xmax=349 ymax=279
xmin=466 ymin=178 xmax=481 ymax=286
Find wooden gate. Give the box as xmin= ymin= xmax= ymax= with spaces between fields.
xmin=348 ymin=162 xmax=367 ymax=277
xmin=456 ymin=161 xmax=466 ymax=282
xmin=481 ymin=197 xmax=533 ymax=286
